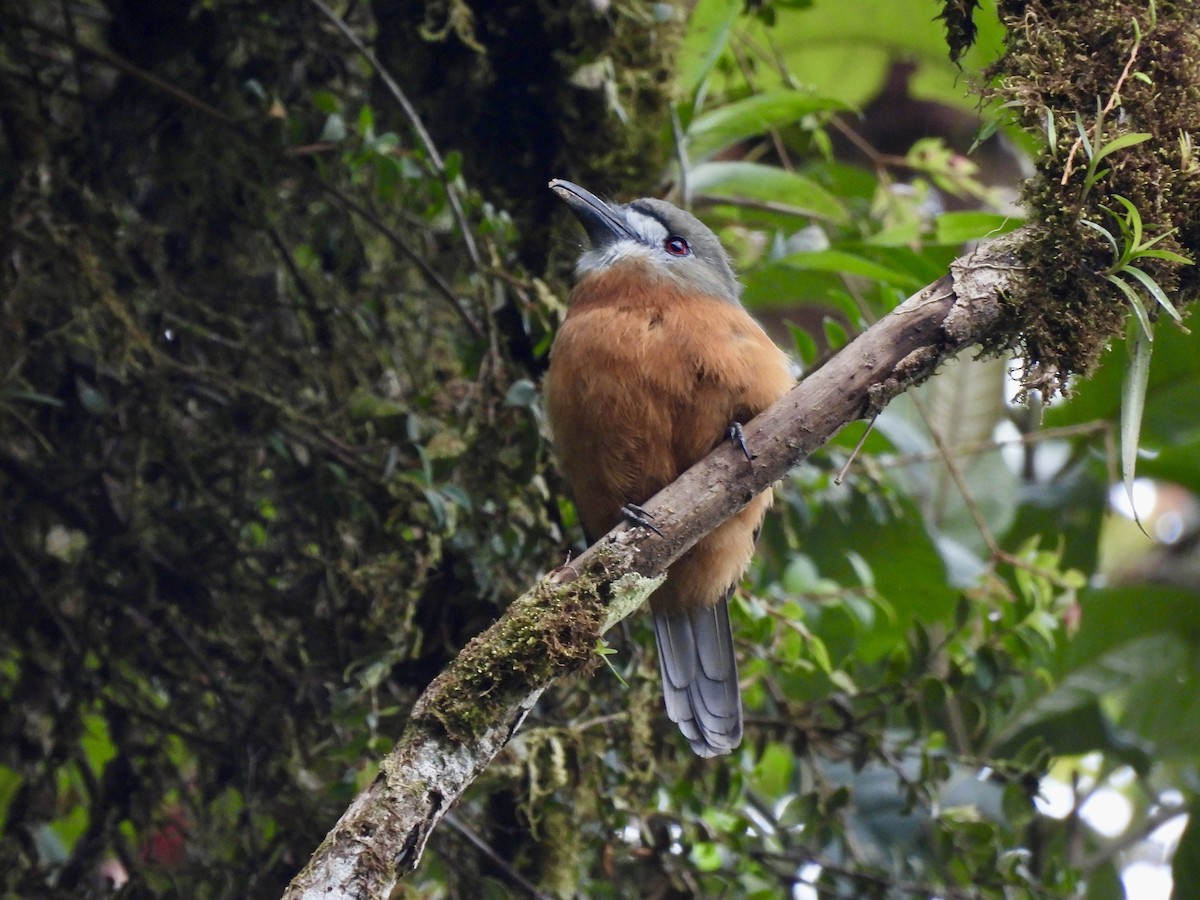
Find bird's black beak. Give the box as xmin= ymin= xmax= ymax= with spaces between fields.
xmin=549 ymin=179 xmax=636 ymax=248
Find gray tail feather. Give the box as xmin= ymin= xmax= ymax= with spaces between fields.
xmin=652 ymin=592 xmax=742 ymax=757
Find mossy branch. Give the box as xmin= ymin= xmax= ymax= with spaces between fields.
xmin=282 ymin=231 xmax=1028 ymax=900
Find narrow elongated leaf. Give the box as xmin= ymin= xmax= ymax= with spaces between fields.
xmin=1121 ymin=319 xmax=1153 ymax=517
xmin=1110 ymin=194 xmax=1143 ymax=248
xmin=1124 ymin=265 xmax=1184 ymax=323
xmin=1092 ymin=132 xmax=1152 ymax=166
xmin=1138 ymin=247 xmax=1196 ymax=265
xmin=1074 ymin=111 xmax=1093 ymax=158
xmin=1081 ymin=218 xmax=1119 ymax=256
xmin=1107 ymin=274 xmax=1152 ymax=339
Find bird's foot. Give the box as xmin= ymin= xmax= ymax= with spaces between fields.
xmin=621 ymin=502 xmax=664 ymax=537
xmin=728 ymin=421 xmax=752 ymax=462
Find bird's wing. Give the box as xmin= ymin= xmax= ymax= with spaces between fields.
xmin=653 ymin=590 xmax=742 ymax=757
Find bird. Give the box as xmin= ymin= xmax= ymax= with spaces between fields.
xmin=543 ymin=179 xmax=795 ymax=757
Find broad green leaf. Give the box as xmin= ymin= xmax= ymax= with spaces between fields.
xmin=995 ymin=636 xmax=1170 ymax=772
xmin=822 ymin=316 xmax=848 ymax=350
xmin=932 ymin=211 xmax=1023 ymax=245
xmin=774 ymin=248 xmax=921 ymax=287
xmin=1119 ymin=666 xmax=1200 ymax=759
xmin=732 ymin=0 xmax=1006 ymax=108
xmin=1057 ymin=586 xmax=1200 ymax=674
xmin=690 ymin=161 xmax=848 ymax=223
xmin=789 ymin=487 xmax=957 ymax=662
xmin=686 ymin=89 xmax=849 ymax=160
xmin=750 ymin=743 xmax=795 ymax=796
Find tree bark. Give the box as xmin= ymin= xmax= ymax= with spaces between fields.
xmin=282 ymin=229 xmax=1027 ymax=900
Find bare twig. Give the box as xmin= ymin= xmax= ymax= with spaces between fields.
xmin=442 ymin=814 xmax=555 ymax=900
xmin=910 ymin=391 xmax=1001 ymax=556
xmin=834 ymin=415 xmax=876 ymax=485
xmin=305 ymin=0 xmax=484 ymax=272
xmin=1060 ymin=33 xmax=1142 ymax=186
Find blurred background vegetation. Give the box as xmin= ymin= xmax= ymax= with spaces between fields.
xmin=2 ymin=0 xmax=1199 ymax=897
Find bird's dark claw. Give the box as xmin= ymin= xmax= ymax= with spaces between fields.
xmin=621 ymin=503 xmax=664 ymax=537
xmin=728 ymin=421 xmax=752 ymax=462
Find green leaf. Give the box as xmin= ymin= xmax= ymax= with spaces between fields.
xmin=686 ymin=89 xmax=848 ymax=160
xmin=1123 ymin=265 xmax=1184 ymax=323
xmin=1120 ymin=319 xmax=1153 ymax=513
xmin=995 ymin=665 xmax=1156 ymax=773
xmin=1107 ymin=273 xmax=1152 ymax=339
xmin=1074 ymin=111 xmax=1094 ymax=159
xmin=678 ymin=0 xmax=739 ymax=99
xmin=789 ymin=487 xmax=956 ymax=662
xmin=1092 ymin=132 xmax=1152 ymax=166
xmin=2 ymin=390 xmax=64 ymax=407
xmin=808 ymin=634 xmax=833 ymax=674
xmin=311 ymin=90 xmax=340 ymax=113
xmin=689 ymin=161 xmax=848 ymax=223
xmin=751 ymin=743 xmax=795 ymax=796
xmin=1081 ymin=218 xmax=1119 ymax=256
xmin=787 ymin=321 xmax=818 ymax=365
xmin=774 ymin=249 xmax=921 ymax=287
xmin=1171 ymin=802 xmax=1200 ymax=900
xmin=1045 ymin=321 xmax=1200 ymax=444
xmin=822 ymin=316 xmax=848 ymax=350
xmin=1110 ymin=194 xmax=1143 ymax=249
xmin=1136 ymin=247 xmax=1196 ymax=265
xmin=932 ymin=211 xmax=1022 ymax=245
xmin=1084 ymin=860 xmax=1125 ymax=900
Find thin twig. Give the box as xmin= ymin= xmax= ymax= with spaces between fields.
xmin=834 ymin=415 xmax=876 ymax=484
xmin=1060 ymin=35 xmax=1142 ymax=186
xmin=909 ymin=391 xmax=1001 ymax=556
xmin=305 ymin=0 xmax=483 ymax=272
xmin=876 ymin=421 xmax=1111 ymax=469
xmin=442 ymin=814 xmax=555 ymax=900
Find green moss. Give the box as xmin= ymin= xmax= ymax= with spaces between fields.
xmin=939 ymin=0 xmax=984 ymax=63
xmin=416 ymin=566 xmax=612 ymax=741
xmin=984 ymin=0 xmax=1200 ymax=396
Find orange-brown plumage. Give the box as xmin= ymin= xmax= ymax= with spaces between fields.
xmin=544 ymin=180 xmax=794 ymax=756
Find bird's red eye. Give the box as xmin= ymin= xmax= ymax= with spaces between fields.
xmin=664 ymin=235 xmax=690 ymax=256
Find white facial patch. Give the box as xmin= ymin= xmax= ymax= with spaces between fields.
xmin=575 ymin=208 xmax=671 ymax=275
xmin=626 ymin=209 xmax=670 ymax=245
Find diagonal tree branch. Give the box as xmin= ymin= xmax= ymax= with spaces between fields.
xmin=282 ymin=229 xmax=1028 ymax=900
